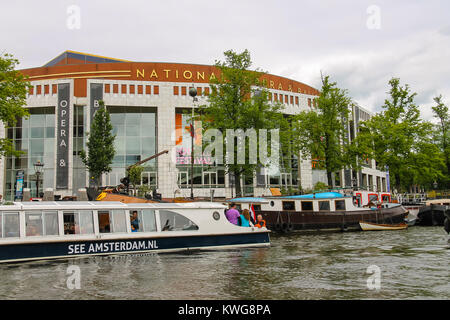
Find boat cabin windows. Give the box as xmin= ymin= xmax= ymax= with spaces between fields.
xmin=381 ymin=194 xmax=391 ymax=203
xmin=335 ymin=200 xmax=346 ymax=211
xmin=98 ymin=210 xmax=127 ymax=233
xmin=354 ymin=193 xmax=362 ymax=207
xmin=301 ymin=201 xmax=313 ymax=211
xmin=25 ymin=211 xmax=59 ymax=236
xmin=282 ymin=201 xmax=296 ymax=211
xmin=318 ymin=201 xmax=330 ymax=211
xmin=159 ymin=210 xmax=199 ymax=231
xmin=129 ymin=209 xmax=157 ymax=232
xmin=368 ymin=194 xmax=378 ymax=204
xmin=252 ymin=205 xmax=261 ymax=211
xmin=64 ymin=211 xmax=94 ymax=235
xmin=0 ymin=212 xmax=20 ymax=238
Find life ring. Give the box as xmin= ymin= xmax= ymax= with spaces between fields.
xmin=287 ymin=223 xmax=294 ymax=231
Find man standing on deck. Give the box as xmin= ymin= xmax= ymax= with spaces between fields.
xmin=225 ymin=203 xmax=240 ymax=225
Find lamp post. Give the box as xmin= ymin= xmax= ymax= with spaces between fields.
xmin=34 ymin=160 xmax=44 ymax=198
xmin=433 ymin=180 xmax=438 ymax=189
xmin=189 ymin=85 xmax=198 ymax=200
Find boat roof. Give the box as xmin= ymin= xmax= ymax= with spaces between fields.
xmin=0 ymin=201 xmax=227 ymax=210
xmin=227 ymin=192 xmax=348 ymax=203
xmin=425 ymin=199 xmax=450 ymax=205
xmin=226 ymin=197 xmax=269 ymax=204
xmin=280 ymin=192 xmax=348 ymax=199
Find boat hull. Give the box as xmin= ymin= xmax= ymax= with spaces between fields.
xmin=359 ymin=222 xmax=408 ymax=231
xmin=0 ymin=232 xmax=270 ymax=264
xmin=416 ymin=205 xmax=448 ymax=226
xmin=258 ymin=206 xmax=407 ymax=233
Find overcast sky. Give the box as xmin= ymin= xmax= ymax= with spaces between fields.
xmin=1 ymin=0 xmax=449 ymax=121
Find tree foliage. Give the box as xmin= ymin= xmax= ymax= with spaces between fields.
xmin=291 ymin=75 xmax=353 ymax=187
xmin=355 ymin=78 xmax=443 ymax=191
xmin=197 ymin=49 xmax=290 ymax=196
xmin=431 ymin=95 xmax=450 ymax=188
xmin=0 ymin=53 xmax=30 ymax=156
xmin=127 ymin=165 xmax=144 ymax=196
xmin=80 ymin=100 xmax=116 ymax=187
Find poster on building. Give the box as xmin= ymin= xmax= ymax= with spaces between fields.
xmin=56 ymin=83 xmax=70 ymax=189
xmin=14 ymin=170 xmax=24 ymax=200
xmin=175 ymin=113 xmax=211 ymax=165
xmin=90 ymin=83 xmax=103 ymax=122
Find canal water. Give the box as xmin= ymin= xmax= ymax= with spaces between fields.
xmin=0 ymin=226 xmax=448 ymax=300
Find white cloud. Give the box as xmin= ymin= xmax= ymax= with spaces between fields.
xmin=1 ymin=0 xmax=449 ymax=122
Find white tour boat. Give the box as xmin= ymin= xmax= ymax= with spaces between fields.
xmin=0 ymin=201 xmax=270 ymax=263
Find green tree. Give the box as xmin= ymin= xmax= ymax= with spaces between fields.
xmin=292 ymin=75 xmax=353 ymax=187
xmin=0 ymin=53 xmax=30 ymax=156
xmin=127 ymin=165 xmax=144 ymax=196
xmin=80 ymin=100 xmax=116 ymax=188
xmin=432 ymin=95 xmax=450 ymax=188
xmin=355 ymin=78 xmax=440 ymax=191
xmin=197 ymin=49 xmax=289 ymax=197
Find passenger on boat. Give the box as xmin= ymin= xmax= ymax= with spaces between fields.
xmin=255 ymin=215 xmax=266 ymax=228
xmin=225 ymin=203 xmax=241 ymax=225
xmin=130 ymin=211 xmax=139 ymax=232
xmin=239 ymin=209 xmax=251 ymax=227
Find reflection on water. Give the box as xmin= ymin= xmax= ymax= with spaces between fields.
xmin=0 ymin=227 xmax=448 ymax=299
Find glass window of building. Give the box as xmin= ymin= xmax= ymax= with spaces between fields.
xmin=108 ymin=106 xmax=157 ymax=189
xmin=5 ymin=107 xmax=55 ymax=201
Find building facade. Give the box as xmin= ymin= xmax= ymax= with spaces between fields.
xmin=1 ymin=51 xmax=388 ymax=201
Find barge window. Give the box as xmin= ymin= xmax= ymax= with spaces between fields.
xmin=1 ymin=213 xmax=20 ymax=238
xmin=130 ymin=209 xmax=157 ymax=232
xmin=301 ymin=201 xmax=313 ymax=211
xmin=319 ymin=201 xmax=330 ymax=211
xmin=159 ymin=210 xmax=199 ymax=231
xmin=282 ymin=201 xmax=296 ymax=211
xmin=252 ymin=205 xmax=261 ymax=211
xmin=335 ymin=200 xmax=346 ymax=211
xmin=64 ymin=211 xmax=94 ymax=235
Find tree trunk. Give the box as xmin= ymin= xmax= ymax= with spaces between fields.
xmin=326 ymin=170 xmax=333 ymax=189
xmin=234 ymin=171 xmax=242 ymax=197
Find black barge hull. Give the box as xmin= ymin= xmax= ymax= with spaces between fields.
xmin=416 ymin=205 xmax=449 ymax=226
xmin=258 ymin=206 xmax=408 ymax=233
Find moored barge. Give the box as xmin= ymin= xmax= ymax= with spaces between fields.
xmin=0 ymin=201 xmax=270 ymax=263
xmin=229 ymin=192 xmax=407 ymax=233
